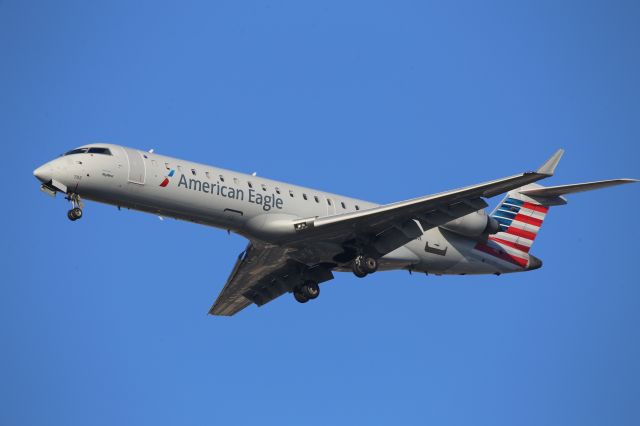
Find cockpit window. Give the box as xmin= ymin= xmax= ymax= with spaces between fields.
xmin=88 ymin=147 xmax=112 ymax=155
xmin=63 ymin=147 xmax=112 ymax=156
xmin=64 ymin=148 xmax=88 ymax=156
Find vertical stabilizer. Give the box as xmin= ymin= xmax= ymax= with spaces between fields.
xmin=489 ymin=184 xmax=551 ymax=254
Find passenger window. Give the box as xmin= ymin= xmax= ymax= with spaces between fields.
xmin=261 ymin=184 xmax=267 ymax=192
xmin=355 ymin=205 xmax=360 ymax=211
xmin=314 ymin=196 xmax=319 ymax=203
xmin=303 ymin=194 xmax=308 ymax=200
xmin=233 ymin=177 xmax=239 ymax=185
xmin=341 ymin=201 xmax=346 ymax=209
xmin=165 ymin=162 xmax=170 ymax=170
xmin=218 ymin=174 xmax=224 ymax=182
xmin=205 ymin=171 xmax=210 ymax=179
xmin=248 ymin=181 xmax=253 ymax=189
xmin=275 ymin=187 xmax=281 ymax=194
xmin=289 ymin=190 xmax=294 ymax=198
xmin=191 ymin=169 xmax=196 ymax=176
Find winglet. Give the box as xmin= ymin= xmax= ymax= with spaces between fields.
xmin=537 ymin=149 xmax=564 ymax=176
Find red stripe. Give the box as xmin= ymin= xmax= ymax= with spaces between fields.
xmin=506 ymin=226 xmax=537 ymax=240
xmin=513 ymin=214 xmax=543 ymax=227
xmin=489 ymin=236 xmax=530 ymax=253
xmin=475 ymin=242 xmax=528 ymax=267
xmin=522 ymin=202 xmax=549 ymax=214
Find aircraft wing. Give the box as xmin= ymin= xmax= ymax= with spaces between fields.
xmin=210 ymin=150 xmax=563 ymax=316
xmin=284 ymin=150 xmax=565 ymax=252
xmin=209 ymin=242 xmax=333 ymax=316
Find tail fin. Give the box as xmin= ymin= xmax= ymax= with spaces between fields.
xmin=489 ymin=184 xmax=550 ymax=254
xmin=489 ymin=178 xmax=637 ymax=256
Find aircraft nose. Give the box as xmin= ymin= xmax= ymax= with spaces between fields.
xmin=33 ymin=164 xmax=51 ymax=183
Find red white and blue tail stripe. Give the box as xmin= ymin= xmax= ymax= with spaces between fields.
xmin=472 ymin=177 xmax=637 ymax=271
xmin=474 ymin=185 xmax=549 ymax=269
xmin=490 ymin=195 xmax=548 ymax=253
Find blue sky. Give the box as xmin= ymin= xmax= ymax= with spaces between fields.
xmin=2 ymin=1 xmax=639 ymax=425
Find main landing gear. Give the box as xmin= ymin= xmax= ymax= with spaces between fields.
xmin=352 ymin=255 xmax=378 ymax=278
xmin=66 ymin=194 xmax=83 ymax=221
xmin=293 ymin=280 xmax=320 ymax=304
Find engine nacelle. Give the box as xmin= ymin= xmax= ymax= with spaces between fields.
xmin=440 ymin=210 xmax=500 ymax=237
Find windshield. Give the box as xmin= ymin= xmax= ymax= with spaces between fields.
xmin=64 ymin=148 xmax=88 ymax=156
xmin=63 ymin=147 xmax=112 ymax=156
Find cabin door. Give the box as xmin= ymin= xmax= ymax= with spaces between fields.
xmin=123 ymin=148 xmax=146 ymax=184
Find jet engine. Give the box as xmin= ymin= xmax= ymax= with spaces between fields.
xmin=440 ymin=210 xmax=500 ymax=237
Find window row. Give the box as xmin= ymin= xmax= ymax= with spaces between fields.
xmin=165 ymin=162 xmax=361 ymax=211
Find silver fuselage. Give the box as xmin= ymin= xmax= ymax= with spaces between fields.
xmin=33 ymin=144 xmax=526 ymax=276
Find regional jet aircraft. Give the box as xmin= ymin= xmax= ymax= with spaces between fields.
xmin=33 ymin=145 xmax=636 ymax=315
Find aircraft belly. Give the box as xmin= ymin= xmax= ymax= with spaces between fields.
xmin=378 ymin=246 xmax=420 ymax=270
xmin=406 ymin=227 xmax=522 ymax=275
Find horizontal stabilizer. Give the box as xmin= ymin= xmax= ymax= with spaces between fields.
xmin=519 ymin=179 xmax=638 ymax=198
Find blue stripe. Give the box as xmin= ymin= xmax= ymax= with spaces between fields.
xmin=495 ymin=210 xmax=517 ymax=219
xmin=494 ymin=217 xmax=513 ymax=226
xmin=499 ymin=204 xmax=520 ymax=213
xmin=168 ymin=169 xmax=175 ymax=177
xmin=504 ymin=197 xmax=524 ymax=206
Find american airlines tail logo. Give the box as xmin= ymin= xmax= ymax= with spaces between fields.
xmin=159 ymin=169 xmax=175 ymax=187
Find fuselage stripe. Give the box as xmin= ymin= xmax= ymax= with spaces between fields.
xmin=489 ymin=236 xmax=531 ymax=253
xmin=474 ymin=242 xmax=528 ymax=267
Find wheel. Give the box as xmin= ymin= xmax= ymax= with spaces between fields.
xmin=352 ymin=262 xmax=368 ymax=278
xmin=67 ymin=208 xmax=82 ymax=221
xmin=293 ymin=289 xmax=309 ymax=304
xmin=361 ymin=257 xmax=378 ymax=274
xmin=301 ymin=281 xmax=320 ymax=300
xmin=353 ymin=255 xmax=377 ymax=277
xmin=68 ymin=207 xmax=82 ymax=221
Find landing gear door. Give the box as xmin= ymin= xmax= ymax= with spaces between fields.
xmin=123 ymin=148 xmax=146 ymax=185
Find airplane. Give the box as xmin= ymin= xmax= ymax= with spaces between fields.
xmin=33 ymin=144 xmax=636 ymax=316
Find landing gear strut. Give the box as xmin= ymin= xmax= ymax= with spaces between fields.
xmin=66 ymin=194 xmax=83 ymax=221
xmin=352 ymin=255 xmax=378 ymax=278
xmin=293 ymin=280 xmax=320 ymax=304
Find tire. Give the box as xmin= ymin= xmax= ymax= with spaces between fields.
xmin=362 ymin=257 xmax=378 ymax=274
xmin=67 ymin=210 xmax=77 ymax=221
xmin=301 ymin=281 xmax=320 ymax=300
xmin=72 ymin=207 xmax=83 ymax=219
xmin=352 ymin=262 xmax=368 ymax=278
xmin=294 ymin=290 xmax=309 ymax=303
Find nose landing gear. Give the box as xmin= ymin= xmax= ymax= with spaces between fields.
xmin=67 ymin=207 xmax=83 ymax=221
xmin=66 ymin=194 xmax=83 ymax=221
